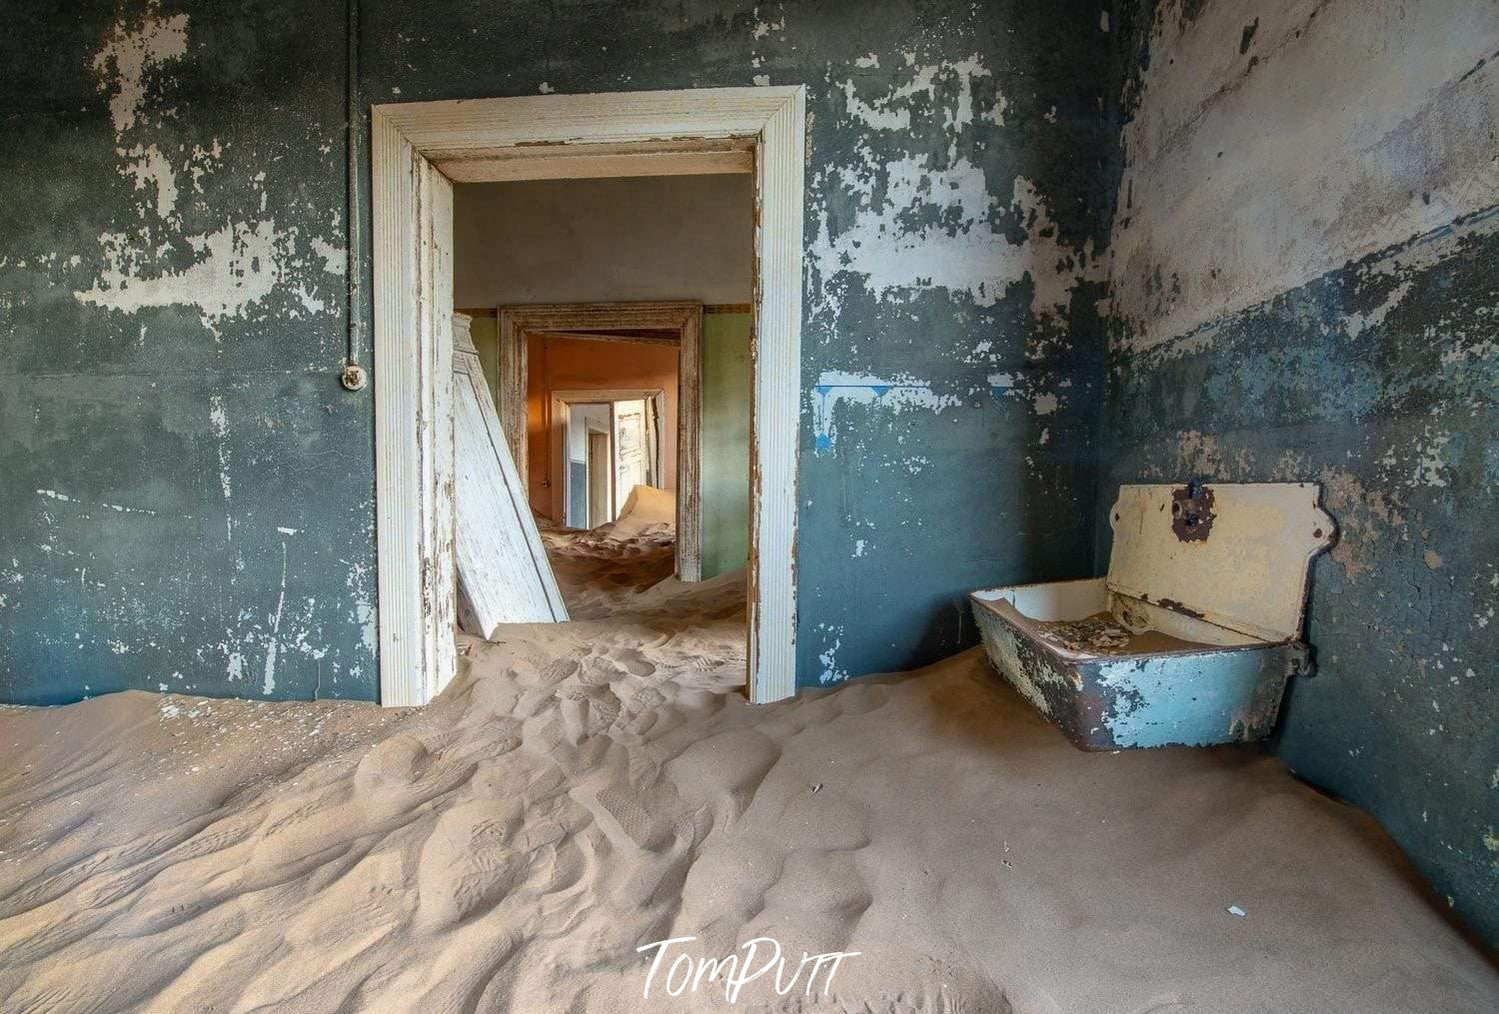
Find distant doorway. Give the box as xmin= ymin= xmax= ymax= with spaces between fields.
xmin=585 ymin=428 xmax=610 ymax=527
xmin=498 ymin=302 xmax=702 ymax=579
xmin=553 ymin=388 xmax=666 ymax=529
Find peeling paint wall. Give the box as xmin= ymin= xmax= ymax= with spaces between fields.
xmin=788 ymin=5 xmax=1112 ymax=683
xmin=359 ymin=1 xmax=1114 ymax=686
xmin=2 ymin=0 xmax=1112 ymax=704
xmin=1 ymin=3 xmax=373 ymax=704
xmin=359 ymin=0 xmax=1116 ymax=689
xmin=1100 ymin=0 xmax=1499 ymax=944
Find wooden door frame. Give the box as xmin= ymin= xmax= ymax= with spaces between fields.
xmin=502 ymin=303 xmax=701 ymax=580
xmin=371 ymin=86 xmax=805 ymax=707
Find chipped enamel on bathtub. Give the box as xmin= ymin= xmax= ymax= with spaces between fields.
xmin=971 ymin=483 xmax=1335 ymax=750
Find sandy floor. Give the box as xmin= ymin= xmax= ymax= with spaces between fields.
xmin=0 ymin=524 xmax=1494 ymax=1012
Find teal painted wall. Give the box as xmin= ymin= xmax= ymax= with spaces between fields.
xmin=700 ymin=313 xmax=752 ymax=579
xmin=0 ymin=1 xmax=373 ymax=704
xmin=0 ymin=0 xmax=1111 ymax=707
xmin=1102 ymin=0 xmax=1499 ymax=946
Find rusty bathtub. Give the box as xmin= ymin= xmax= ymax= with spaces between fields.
xmin=970 ymin=483 xmax=1335 ymax=751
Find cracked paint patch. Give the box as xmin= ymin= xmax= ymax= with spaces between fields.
xmin=814 ymin=161 xmax=1091 ymax=322
xmin=92 ymin=2 xmax=189 ymax=135
xmin=813 ymin=54 xmax=1094 ymax=323
xmin=74 ymin=5 xmax=345 ymax=339
xmin=76 ymin=221 xmax=294 ymax=336
xmin=814 ymin=623 xmax=847 ymax=685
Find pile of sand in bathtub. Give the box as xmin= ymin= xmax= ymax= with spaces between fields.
xmin=0 ymin=528 xmax=1494 ymax=1012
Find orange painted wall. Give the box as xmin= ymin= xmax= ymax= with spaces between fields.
xmin=526 ymin=335 xmax=679 ymax=521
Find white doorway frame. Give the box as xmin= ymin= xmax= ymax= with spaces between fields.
xmin=371 ymin=87 xmax=805 ymax=707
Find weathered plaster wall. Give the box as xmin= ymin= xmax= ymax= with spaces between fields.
xmin=0 ymin=2 xmax=374 ymax=704
xmin=1100 ymin=0 xmax=1499 ymax=944
xmin=0 ymin=0 xmax=1111 ymax=704
xmin=453 ymin=175 xmax=753 ymax=306
xmin=358 ymin=0 xmax=1116 ymax=686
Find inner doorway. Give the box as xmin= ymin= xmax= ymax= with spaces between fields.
xmin=492 ymin=300 xmax=705 ymax=580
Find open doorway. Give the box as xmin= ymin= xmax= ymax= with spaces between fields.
xmin=370 ymin=88 xmax=805 ymax=707
xmin=557 ymin=390 xmax=665 ymax=529
xmin=488 ymin=299 xmax=705 ymax=580
xmin=454 ymin=172 xmax=752 ymax=640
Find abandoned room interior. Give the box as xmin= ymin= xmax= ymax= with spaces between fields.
xmin=0 ymin=1 xmax=1495 ymax=1011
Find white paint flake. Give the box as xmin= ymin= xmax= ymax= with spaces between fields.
xmin=310 ymin=237 xmax=346 ymax=276
xmin=1343 ymin=280 xmax=1413 ymax=338
xmin=209 ymin=395 xmax=233 ymax=541
xmin=120 ymin=143 xmax=179 ymax=220
xmin=263 ymin=541 xmax=288 ymax=695
xmin=76 ymin=220 xmax=290 ymax=337
xmin=79 ymin=8 xmax=339 ymax=338
xmin=816 ymin=623 xmax=846 ymax=684
xmin=1411 ymin=429 xmax=1452 ymax=489
xmin=92 ymin=3 xmax=189 ymax=135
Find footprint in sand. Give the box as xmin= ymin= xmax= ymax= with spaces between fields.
xmin=417 ymin=799 xmax=527 ymax=928
xmin=535 ymin=657 xmax=581 ymax=688
xmin=353 ymin=734 xmax=431 ymax=792
xmin=666 ymin=728 xmax=781 ymax=831
xmin=585 ymin=784 xmax=678 ymax=853
xmin=613 ymin=646 xmax=656 ymax=678
xmin=555 ymin=684 xmax=623 ymax=744
xmin=577 ymin=656 xmax=621 ymax=687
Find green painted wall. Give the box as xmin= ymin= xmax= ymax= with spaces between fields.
xmin=700 ymin=313 xmax=752 ymax=579
xmin=468 ymin=314 xmax=499 ymax=402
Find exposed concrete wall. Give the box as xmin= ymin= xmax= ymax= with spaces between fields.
xmin=1100 ymin=0 xmax=1499 ymax=944
xmin=453 ymin=176 xmax=753 ymax=307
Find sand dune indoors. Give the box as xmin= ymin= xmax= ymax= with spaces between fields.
xmin=0 ymin=525 xmax=1494 ymax=1012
